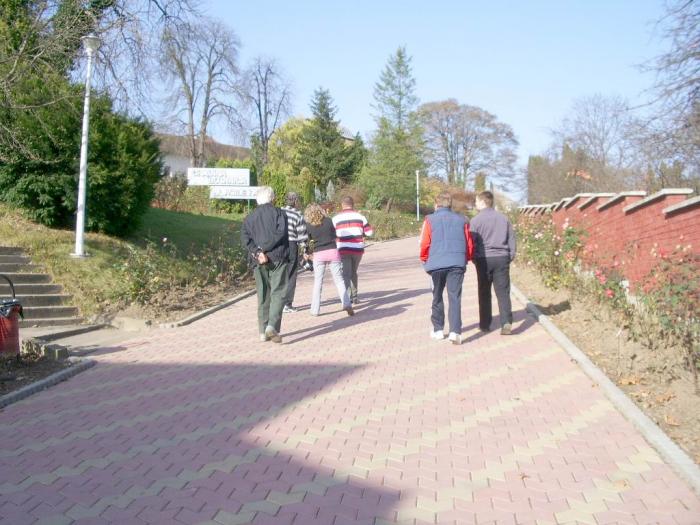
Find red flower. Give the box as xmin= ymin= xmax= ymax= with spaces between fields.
xmin=605 ymin=289 xmax=614 ymax=298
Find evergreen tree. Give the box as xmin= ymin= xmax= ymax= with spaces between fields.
xmin=360 ymin=47 xmax=424 ymax=211
xmin=298 ymin=88 xmax=364 ymax=198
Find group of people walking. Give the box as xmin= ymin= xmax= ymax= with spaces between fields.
xmin=420 ymin=190 xmax=516 ymax=345
xmin=241 ymin=186 xmax=515 ymax=346
xmin=241 ymin=187 xmax=372 ymax=343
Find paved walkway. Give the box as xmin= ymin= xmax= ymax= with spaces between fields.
xmin=1 ymin=237 xmax=699 ymax=525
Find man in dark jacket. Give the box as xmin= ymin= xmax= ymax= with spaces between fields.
xmin=419 ymin=192 xmax=474 ymax=345
xmin=470 ymin=191 xmax=517 ymax=335
xmin=241 ymin=186 xmax=290 ymax=343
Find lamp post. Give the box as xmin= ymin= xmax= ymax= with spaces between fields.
xmin=415 ymin=170 xmax=420 ymax=221
xmin=72 ymin=33 xmax=100 ymax=258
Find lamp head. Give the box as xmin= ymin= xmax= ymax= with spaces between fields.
xmin=82 ymin=34 xmax=100 ymax=54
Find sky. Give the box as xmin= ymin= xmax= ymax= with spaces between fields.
xmin=205 ymin=0 xmax=669 ymax=192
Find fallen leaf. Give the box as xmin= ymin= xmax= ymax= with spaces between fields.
xmin=619 ymin=376 xmax=641 ymax=385
xmin=664 ymin=414 xmax=681 ymax=427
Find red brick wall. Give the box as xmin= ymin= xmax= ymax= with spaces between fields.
xmin=523 ymin=191 xmax=700 ymax=288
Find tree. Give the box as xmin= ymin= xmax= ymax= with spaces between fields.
xmin=236 ymin=56 xmax=292 ymax=175
xmin=297 ymin=88 xmax=364 ymax=198
xmin=0 ymin=91 xmax=163 ymax=234
xmin=361 ymin=46 xmax=424 ymax=211
xmin=419 ymin=99 xmax=518 ymax=189
xmin=160 ymin=19 xmax=240 ymax=167
xmin=0 ymin=0 xmax=198 ymax=161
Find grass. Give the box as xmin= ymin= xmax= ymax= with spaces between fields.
xmin=0 ymin=204 xmax=244 ymax=319
xmin=131 ymin=208 xmax=243 ymax=255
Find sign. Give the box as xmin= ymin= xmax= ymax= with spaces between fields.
xmin=210 ymin=186 xmax=260 ymax=200
xmin=187 ymin=168 xmax=250 ymax=187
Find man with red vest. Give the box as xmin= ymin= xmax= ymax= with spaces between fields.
xmin=419 ymin=192 xmax=474 ymax=345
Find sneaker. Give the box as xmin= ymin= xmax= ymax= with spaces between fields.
xmin=430 ymin=330 xmax=445 ymax=340
xmin=344 ymin=306 xmax=355 ymax=316
xmin=283 ymin=305 xmax=299 ymax=313
xmin=351 ymin=298 xmax=359 ymax=305
xmin=259 ymin=333 xmax=269 ymax=342
xmin=448 ymin=332 xmax=462 ymax=345
xmin=500 ymin=323 xmax=512 ymax=335
xmin=479 ymin=326 xmax=491 ymax=333
xmin=264 ymin=326 xmax=282 ymax=343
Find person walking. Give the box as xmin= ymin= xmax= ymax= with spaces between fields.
xmin=419 ymin=192 xmax=474 ymax=345
xmin=281 ymin=192 xmax=308 ymax=313
xmin=241 ymin=186 xmax=290 ymax=343
xmin=470 ymin=190 xmax=517 ymax=335
xmin=304 ymin=203 xmax=354 ymax=317
xmin=332 ymin=196 xmax=373 ymax=304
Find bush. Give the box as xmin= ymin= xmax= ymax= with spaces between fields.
xmin=0 ymin=92 xmax=163 ymax=236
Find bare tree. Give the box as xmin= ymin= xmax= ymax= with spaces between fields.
xmin=236 ymin=56 xmax=292 ymax=172
xmin=647 ymin=0 xmax=700 ymax=119
xmin=420 ymin=99 xmax=518 ymax=190
xmin=160 ymin=19 xmax=240 ymax=167
xmin=0 ymin=0 xmax=199 ymax=162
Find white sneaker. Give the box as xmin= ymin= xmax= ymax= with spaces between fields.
xmin=448 ymin=332 xmax=462 ymax=345
xmin=430 ymin=330 xmax=445 ymax=340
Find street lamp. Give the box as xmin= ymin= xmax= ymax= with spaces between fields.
xmin=72 ymin=33 xmax=100 ymax=258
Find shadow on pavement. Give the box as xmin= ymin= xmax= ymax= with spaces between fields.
xmin=0 ymin=361 xmax=403 ymax=523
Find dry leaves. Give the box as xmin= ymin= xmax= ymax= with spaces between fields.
xmin=664 ymin=414 xmax=681 ymax=427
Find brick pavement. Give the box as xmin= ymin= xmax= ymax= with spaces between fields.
xmin=1 ymin=236 xmax=699 ymax=525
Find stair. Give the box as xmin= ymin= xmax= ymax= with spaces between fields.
xmin=0 ymin=246 xmax=83 ymax=327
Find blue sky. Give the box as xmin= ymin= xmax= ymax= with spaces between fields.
xmin=207 ymin=0 xmax=667 ymax=172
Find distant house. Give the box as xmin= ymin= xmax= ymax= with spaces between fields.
xmin=157 ymin=133 xmax=250 ymax=176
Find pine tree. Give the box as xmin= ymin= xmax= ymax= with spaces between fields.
xmin=361 ymin=47 xmax=424 ymax=211
xmin=298 ymin=88 xmax=364 ymax=198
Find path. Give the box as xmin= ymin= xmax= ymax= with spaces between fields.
xmin=0 ymin=237 xmax=698 ymax=524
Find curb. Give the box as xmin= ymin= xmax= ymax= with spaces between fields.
xmin=0 ymin=357 xmax=96 ymax=408
xmin=159 ymin=289 xmax=256 ymax=328
xmin=26 ymin=323 xmax=108 ymax=342
xmin=511 ymin=283 xmax=700 ymax=496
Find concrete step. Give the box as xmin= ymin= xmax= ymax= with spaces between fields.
xmin=0 ymin=273 xmax=52 ymax=284
xmin=20 ymin=305 xmax=80 ymax=320
xmin=0 ymin=283 xmax=63 ymax=295
xmin=19 ymin=317 xmax=84 ymax=328
xmin=0 ymin=255 xmax=31 ymax=265
xmin=0 ymin=246 xmax=24 ymax=255
xmin=0 ymin=263 xmax=44 ymax=273
xmin=13 ymin=294 xmax=72 ymax=307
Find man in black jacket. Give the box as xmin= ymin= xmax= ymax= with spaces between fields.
xmin=241 ymin=186 xmax=290 ymax=343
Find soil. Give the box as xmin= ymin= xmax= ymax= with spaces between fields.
xmin=0 ymin=351 xmax=73 ymax=397
xmin=512 ymin=262 xmax=700 ymax=465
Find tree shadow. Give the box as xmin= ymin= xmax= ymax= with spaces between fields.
xmin=0 ymin=361 xmax=403 ymax=524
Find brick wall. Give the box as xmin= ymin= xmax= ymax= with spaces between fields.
xmin=519 ymin=189 xmax=700 ymax=287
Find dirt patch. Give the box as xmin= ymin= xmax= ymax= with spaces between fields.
xmin=104 ymin=275 xmax=257 ymax=325
xmin=0 ymin=352 xmax=73 ymax=398
xmin=512 ymin=263 xmax=700 ymax=465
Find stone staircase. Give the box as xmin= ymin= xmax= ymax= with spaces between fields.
xmin=0 ymin=246 xmax=83 ymax=327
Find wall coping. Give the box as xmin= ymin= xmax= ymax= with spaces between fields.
xmin=662 ymin=195 xmax=700 ymax=215
xmin=564 ymin=193 xmax=595 ymax=209
xmin=623 ymin=188 xmax=694 ymax=214
xmin=553 ymin=198 xmax=571 ymax=211
xmin=597 ymin=191 xmax=647 ymax=212
xmin=578 ymin=193 xmax=616 ymax=210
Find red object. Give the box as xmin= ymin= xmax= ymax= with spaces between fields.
xmin=0 ymin=306 xmax=20 ymax=356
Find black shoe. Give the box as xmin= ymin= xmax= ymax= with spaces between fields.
xmin=500 ymin=323 xmax=512 ymax=335
xmin=479 ymin=326 xmax=491 ymax=333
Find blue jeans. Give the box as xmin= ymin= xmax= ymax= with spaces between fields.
xmin=430 ymin=267 xmax=465 ymax=334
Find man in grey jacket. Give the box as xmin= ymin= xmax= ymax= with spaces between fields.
xmin=470 ymin=191 xmax=517 ymax=335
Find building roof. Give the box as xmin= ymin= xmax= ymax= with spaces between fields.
xmin=157 ymin=133 xmax=250 ymax=162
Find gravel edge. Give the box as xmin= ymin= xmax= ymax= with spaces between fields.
xmin=511 ymin=283 xmax=700 ymax=495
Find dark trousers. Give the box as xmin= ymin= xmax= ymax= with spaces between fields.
xmin=254 ymin=260 xmax=289 ymax=334
xmin=283 ymin=241 xmax=300 ymax=307
xmin=340 ymin=253 xmax=362 ymax=303
xmin=475 ymin=256 xmax=512 ymax=329
xmin=430 ymin=267 xmax=465 ymax=334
